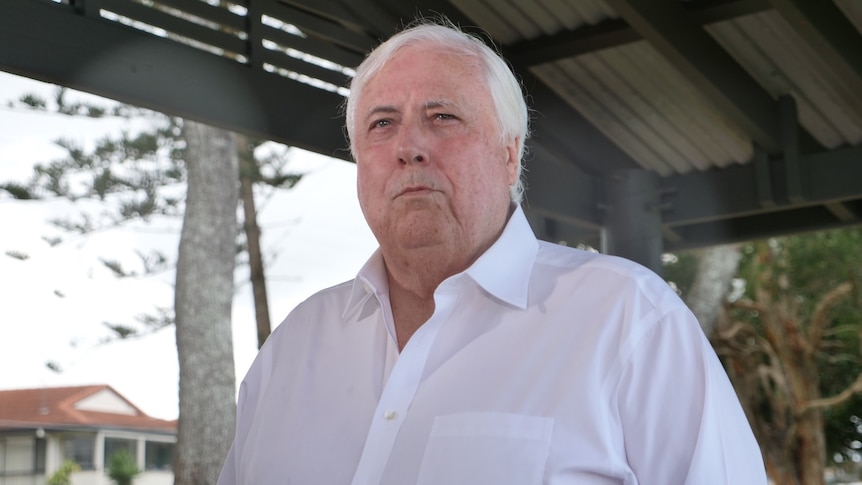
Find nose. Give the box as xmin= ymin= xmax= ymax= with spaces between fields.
xmin=396 ymin=120 xmax=429 ymax=166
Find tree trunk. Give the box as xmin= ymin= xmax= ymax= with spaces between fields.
xmin=237 ymin=134 xmax=272 ymax=348
xmin=796 ymin=409 xmax=827 ymax=485
xmin=686 ymin=244 xmax=741 ymax=335
xmin=174 ymin=120 xmax=238 ymax=485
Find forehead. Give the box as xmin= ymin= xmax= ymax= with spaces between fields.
xmin=360 ymin=43 xmax=487 ymax=103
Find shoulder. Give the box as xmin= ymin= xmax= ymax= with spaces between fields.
xmin=267 ymin=279 xmax=356 ymax=340
xmin=238 ymin=278 xmax=356 ymax=392
xmin=534 ymin=241 xmax=678 ymax=310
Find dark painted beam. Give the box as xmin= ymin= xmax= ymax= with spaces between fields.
xmin=603 ymin=0 xmax=782 ymax=153
xmin=506 ymin=18 xmax=637 ymax=68
xmin=522 ymin=144 xmax=601 ymax=230
xmin=661 ymin=144 xmax=862 ymax=226
xmin=824 ymin=202 xmax=858 ymax=223
xmin=665 ymin=204 xmax=862 ymax=251
xmin=259 ymin=22 xmax=364 ymax=69
xmin=334 ymin=0 xmax=403 ymax=41
xmin=0 ymin=0 xmax=350 ymax=160
xmin=507 ymin=0 xmax=770 ymax=67
xmin=278 ymin=0 xmax=368 ymax=34
xmin=267 ymin=1 xmax=376 ymax=54
xmin=767 ymin=0 xmax=862 ymax=95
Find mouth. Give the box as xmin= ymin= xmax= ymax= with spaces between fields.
xmin=396 ymin=185 xmax=435 ymax=198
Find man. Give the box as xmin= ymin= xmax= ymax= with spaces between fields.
xmin=217 ymin=20 xmax=767 ymax=484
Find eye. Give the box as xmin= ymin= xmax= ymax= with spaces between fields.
xmin=434 ymin=113 xmax=457 ymax=121
xmin=369 ymin=118 xmax=391 ymax=131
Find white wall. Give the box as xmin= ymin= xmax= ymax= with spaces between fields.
xmin=70 ymin=470 xmax=173 ymax=485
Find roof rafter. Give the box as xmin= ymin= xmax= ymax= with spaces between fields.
xmin=766 ymin=0 xmax=862 ymax=111
xmin=507 ymin=0 xmax=771 ymax=67
xmin=0 ymin=0 xmax=349 ymax=158
xmin=603 ymin=0 xmax=783 ymax=153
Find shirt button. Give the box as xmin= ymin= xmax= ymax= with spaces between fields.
xmin=383 ymin=410 xmax=398 ymax=421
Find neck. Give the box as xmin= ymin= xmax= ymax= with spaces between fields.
xmin=381 ymin=203 xmax=516 ymax=349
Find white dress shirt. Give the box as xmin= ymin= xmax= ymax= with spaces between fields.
xmin=217 ymin=205 xmax=767 ymax=484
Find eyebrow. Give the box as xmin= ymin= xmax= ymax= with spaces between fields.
xmin=365 ymin=105 xmax=398 ymax=121
xmin=424 ymin=99 xmax=459 ymax=111
xmin=363 ymin=99 xmax=462 ymax=124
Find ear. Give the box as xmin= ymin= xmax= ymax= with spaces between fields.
xmin=504 ymin=137 xmax=520 ymax=186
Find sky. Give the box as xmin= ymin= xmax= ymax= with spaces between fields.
xmin=0 ymin=71 xmax=379 ymax=420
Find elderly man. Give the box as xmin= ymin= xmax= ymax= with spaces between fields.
xmin=217 ymin=20 xmax=767 ymax=485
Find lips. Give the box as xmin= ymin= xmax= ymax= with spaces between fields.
xmin=397 ymin=185 xmax=433 ymax=196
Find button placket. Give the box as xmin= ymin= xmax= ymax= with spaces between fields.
xmin=350 ymin=289 xmax=459 ymax=485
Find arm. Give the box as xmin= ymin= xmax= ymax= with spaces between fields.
xmin=617 ymin=307 xmax=767 ymax=484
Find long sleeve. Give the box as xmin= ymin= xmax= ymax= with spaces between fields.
xmin=617 ymin=307 xmax=767 ymax=484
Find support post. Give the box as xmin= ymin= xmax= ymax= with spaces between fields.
xmin=601 ymin=169 xmax=664 ymax=275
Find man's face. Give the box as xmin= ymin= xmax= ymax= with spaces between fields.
xmin=352 ymin=43 xmax=519 ymax=262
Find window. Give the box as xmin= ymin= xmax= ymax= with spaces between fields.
xmin=34 ymin=437 xmax=46 ymax=473
xmin=145 ymin=441 xmax=174 ymax=470
xmin=103 ymin=437 xmax=137 ymax=466
xmin=62 ymin=435 xmax=95 ymax=470
xmin=1 ymin=436 xmax=35 ymax=474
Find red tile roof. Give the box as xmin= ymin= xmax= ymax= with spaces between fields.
xmin=0 ymin=385 xmax=175 ymax=433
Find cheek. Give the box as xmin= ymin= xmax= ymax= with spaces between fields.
xmin=356 ymin=162 xmax=386 ymax=208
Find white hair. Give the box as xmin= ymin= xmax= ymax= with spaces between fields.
xmin=344 ymin=20 xmax=530 ymax=203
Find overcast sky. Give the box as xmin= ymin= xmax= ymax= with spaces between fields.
xmin=0 ymin=71 xmax=378 ymax=420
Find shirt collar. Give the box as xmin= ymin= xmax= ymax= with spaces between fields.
xmin=343 ymin=248 xmax=388 ymax=320
xmin=463 ymin=204 xmax=538 ymax=309
xmin=343 ymin=204 xmax=539 ymax=319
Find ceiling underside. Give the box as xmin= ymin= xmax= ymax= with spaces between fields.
xmin=1 ymin=0 xmax=861 ymax=251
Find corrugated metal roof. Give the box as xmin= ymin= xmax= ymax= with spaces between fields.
xmin=532 ymin=41 xmax=753 ymax=176
xmin=452 ymin=0 xmax=862 ymax=178
xmin=707 ymin=10 xmax=862 ymax=149
xmin=452 ymin=0 xmax=616 ymax=43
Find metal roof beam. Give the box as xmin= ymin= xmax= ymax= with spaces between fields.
xmin=276 ymin=0 xmax=368 ymax=34
xmin=603 ymin=0 xmax=782 ymax=153
xmin=506 ymin=18 xmax=637 ymax=67
xmin=266 ymin=1 xmax=375 ymax=54
xmin=824 ymin=202 xmax=858 ymax=223
xmin=665 ymin=204 xmax=862 ymax=251
xmin=767 ymin=0 xmax=862 ymax=104
xmin=522 ymin=144 xmax=601 ymax=230
xmin=334 ymin=0 xmax=403 ymax=41
xmin=0 ymin=0 xmax=349 ymax=159
xmin=507 ymin=0 xmax=770 ymax=67
xmin=661 ymin=144 xmax=862 ymax=226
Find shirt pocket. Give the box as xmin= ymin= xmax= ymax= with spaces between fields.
xmin=415 ymin=412 xmax=554 ymax=485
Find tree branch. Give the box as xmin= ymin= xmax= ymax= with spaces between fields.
xmin=808 ymin=281 xmax=853 ymax=352
xmin=799 ymin=370 xmax=862 ymax=413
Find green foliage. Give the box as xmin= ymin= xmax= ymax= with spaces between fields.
xmin=0 ymin=181 xmax=37 ymax=199
xmin=734 ymin=228 xmax=862 ymax=464
xmin=47 ymin=460 xmax=80 ymax=485
xmin=19 ymin=93 xmax=47 ymax=110
xmin=4 ymin=250 xmax=29 ymax=260
xmin=661 ymin=250 xmax=699 ymax=296
xmin=107 ymin=449 xmax=140 ymax=485
xmin=103 ymin=322 xmax=138 ymax=339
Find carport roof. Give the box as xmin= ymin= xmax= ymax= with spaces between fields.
xmin=1 ymin=0 xmax=861 ymax=250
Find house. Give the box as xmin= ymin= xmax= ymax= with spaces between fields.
xmin=0 ymin=385 xmax=176 ymax=485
